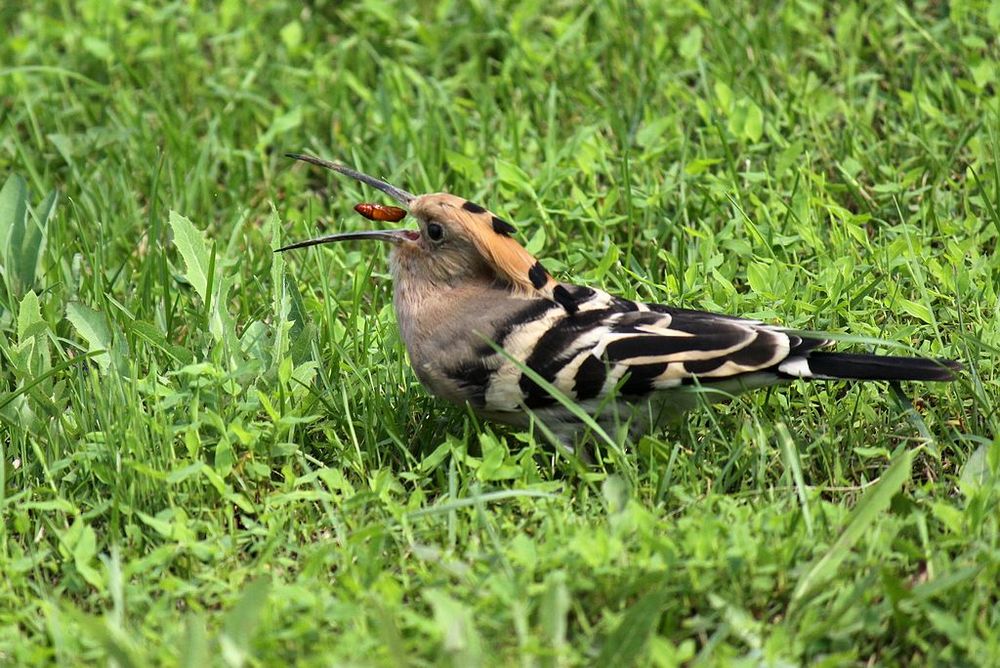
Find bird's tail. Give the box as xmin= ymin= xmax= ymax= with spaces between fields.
xmin=780 ymin=352 xmax=961 ymax=382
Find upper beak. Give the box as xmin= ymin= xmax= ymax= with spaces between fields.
xmin=275 ymin=229 xmax=418 ymax=253
xmin=285 ymin=153 xmax=415 ymax=205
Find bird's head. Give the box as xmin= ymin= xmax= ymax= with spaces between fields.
xmin=277 ymin=154 xmax=558 ymax=298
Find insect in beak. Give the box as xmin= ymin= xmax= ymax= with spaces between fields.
xmin=354 ymin=202 xmax=408 ymax=222
xmin=276 ymin=153 xmax=418 ymax=253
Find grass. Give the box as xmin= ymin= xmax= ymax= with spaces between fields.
xmin=1 ymin=0 xmax=999 ymax=664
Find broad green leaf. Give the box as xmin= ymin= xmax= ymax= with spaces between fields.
xmin=424 ymin=589 xmax=483 ymax=667
xmin=14 ymin=188 xmax=55 ymax=292
xmin=136 ymin=512 xmax=173 ymax=538
xmin=227 ymin=492 xmax=254 ymax=514
xmin=239 ymin=320 xmax=272 ymax=366
xmin=595 ymin=584 xmax=670 ymax=666
xmin=169 ymin=210 xmax=211 ymax=302
xmin=899 ymin=298 xmax=934 ymax=324
xmin=524 ymin=225 xmax=546 ymax=255
xmin=73 ymin=525 xmax=99 ymax=576
xmin=181 ymin=615 xmax=210 ymax=668
xmin=166 ymin=462 xmax=203 ymax=485
xmin=285 ymin=275 xmax=314 ymax=365
xmin=15 ymin=290 xmax=50 ymax=379
xmin=48 ymin=133 xmax=76 ymax=162
xmin=635 ymin=116 xmax=674 ymax=149
xmin=129 ymin=319 xmax=194 ymax=364
xmin=0 ymin=173 xmax=27 ymax=264
xmin=209 ymin=273 xmax=238 ymax=348
xmin=285 ymin=273 xmax=307 ymax=341
xmin=220 ymin=578 xmax=271 ymax=667
xmin=959 ymin=440 xmax=996 ymax=493
xmin=495 ymin=160 xmax=535 ymax=195
xmin=746 ymin=262 xmax=773 ymax=297
xmin=214 ymin=438 xmax=234 ymax=476
xmin=17 ymin=290 xmax=45 ymax=343
xmin=279 ymin=20 xmax=303 ymax=51
xmin=729 ymin=98 xmax=764 ymax=142
xmin=592 ymin=242 xmax=620 ymax=280
xmin=971 ymin=60 xmax=996 ymax=89
xmin=714 ymin=80 xmax=733 ymax=110
xmin=0 ymin=175 xmax=55 ymax=295
xmin=678 ymin=25 xmax=703 ymax=60
xmin=744 ymin=100 xmax=764 ymax=142
xmin=930 ymin=500 xmax=964 ymax=534
xmin=709 ymin=594 xmax=763 ymax=650
xmin=774 ymin=141 xmax=803 ymax=177
xmin=540 ymin=571 xmax=570 ymax=656
xmin=66 ymin=303 xmax=113 ymax=372
xmin=82 ymin=36 xmax=113 ymax=60
xmin=445 ymin=150 xmax=485 ymax=182
xmin=419 ymin=440 xmax=453 ymax=474
xmin=792 ymin=449 xmax=913 ymax=603
xmin=602 ymin=474 xmax=629 ymax=515
xmin=256 ymin=107 xmax=302 ymax=152
xmin=71 ymin=611 xmax=140 ymax=668
xmin=683 ymin=157 xmax=722 ymax=176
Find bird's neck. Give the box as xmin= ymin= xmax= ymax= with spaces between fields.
xmin=392 ymin=272 xmax=497 ymax=347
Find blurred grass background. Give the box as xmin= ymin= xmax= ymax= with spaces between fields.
xmin=2 ymin=0 xmax=999 ymax=664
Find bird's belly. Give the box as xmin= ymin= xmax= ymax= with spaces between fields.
xmin=470 ymin=374 xmax=790 ymax=443
xmin=472 ymin=392 xmax=694 ymax=442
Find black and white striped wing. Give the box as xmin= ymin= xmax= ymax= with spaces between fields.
xmin=481 ymin=286 xmax=828 ymax=412
xmin=574 ymin=308 xmax=827 ymax=399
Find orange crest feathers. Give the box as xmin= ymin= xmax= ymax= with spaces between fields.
xmin=412 ymin=194 xmax=557 ymax=298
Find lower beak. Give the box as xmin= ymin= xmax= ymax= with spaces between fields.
xmin=275 ymin=229 xmax=419 ymax=253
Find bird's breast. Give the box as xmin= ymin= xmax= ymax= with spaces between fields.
xmin=392 ymin=280 xmax=561 ymax=408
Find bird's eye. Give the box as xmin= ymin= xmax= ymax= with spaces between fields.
xmin=426 ymin=222 xmax=444 ymax=242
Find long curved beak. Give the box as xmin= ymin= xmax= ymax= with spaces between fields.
xmin=275 ymin=229 xmax=416 ymax=253
xmin=285 ymin=153 xmax=415 ymax=205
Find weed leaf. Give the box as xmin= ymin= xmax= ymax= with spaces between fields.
xmin=168 ymin=210 xmax=211 ymax=302
xmin=66 ymin=302 xmax=113 ymax=372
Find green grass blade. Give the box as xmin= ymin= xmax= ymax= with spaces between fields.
xmin=792 ymin=449 xmax=914 ymax=605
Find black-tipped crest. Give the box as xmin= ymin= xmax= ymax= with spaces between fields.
xmin=491 ymin=216 xmax=517 ymax=236
xmin=528 ymin=261 xmax=548 ymax=290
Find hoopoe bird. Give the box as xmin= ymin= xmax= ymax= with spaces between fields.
xmin=278 ymin=154 xmax=960 ymax=441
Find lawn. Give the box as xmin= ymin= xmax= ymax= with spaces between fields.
xmin=2 ymin=0 xmax=999 ymax=664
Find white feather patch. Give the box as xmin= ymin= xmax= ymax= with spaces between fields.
xmin=777 ymin=357 xmax=813 ymax=378
xmin=483 ymin=306 xmax=568 ymax=410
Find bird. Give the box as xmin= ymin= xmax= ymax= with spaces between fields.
xmin=277 ymin=153 xmax=961 ymax=442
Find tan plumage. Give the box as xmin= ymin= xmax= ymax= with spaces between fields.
xmin=278 ymin=154 xmax=961 ymax=441
xmin=408 ymin=193 xmax=558 ymax=298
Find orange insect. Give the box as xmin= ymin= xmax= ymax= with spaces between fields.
xmin=354 ymin=202 xmax=407 ymax=223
